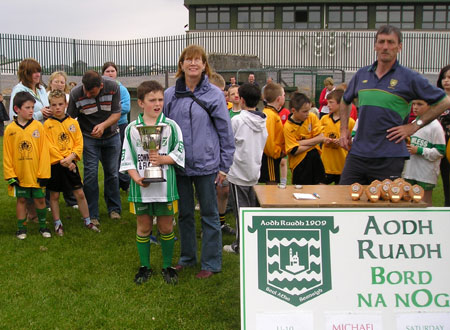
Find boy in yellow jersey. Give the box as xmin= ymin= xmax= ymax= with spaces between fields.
xmin=284 ymin=92 xmax=325 ymax=184
xmin=320 ymin=89 xmax=356 ymax=184
xmin=3 ymin=91 xmax=51 ymax=239
xmin=259 ymin=83 xmax=285 ymax=184
xmin=44 ymin=90 xmax=100 ymax=236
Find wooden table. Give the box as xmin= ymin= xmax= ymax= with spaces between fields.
xmin=253 ymin=185 xmax=427 ymax=208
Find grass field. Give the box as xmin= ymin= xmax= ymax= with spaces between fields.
xmin=0 ymin=135 xmax=446 ymax=329
xmin=0 ymin=136 xmax=240 ymax=329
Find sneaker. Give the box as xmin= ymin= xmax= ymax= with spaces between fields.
xmin=39 ymin=228 xmax=52 ymax=238
xmin=16 ymin=229 xmax=27 ymax=240
xmin=110 ymin=211 xmax=121 ymax=220
xmin=223 ymin=244 xmax=239 ymax=254
xmin=55 ymin=224 xmax=64 ymax=237
xmin=91 ymin=218 xmax=100 ymax=226
xmin=149 ymin=235 xmax=159 ymax=245
xmin=221 ymin=222 xmax=236 ymax=235
xmin=161 ymin=267 xmax=178 ymax=285
xmin=134 ymin=266 xmax=152 ymax=285
xmin=85 ymin=223 xmax=101 ymax=232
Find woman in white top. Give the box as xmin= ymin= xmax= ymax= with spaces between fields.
xmin=9 ymin=58 xmax=51 ymax=121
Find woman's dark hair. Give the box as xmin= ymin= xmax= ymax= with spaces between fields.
xmin=102 ymin=62 xmax=118 ymax=75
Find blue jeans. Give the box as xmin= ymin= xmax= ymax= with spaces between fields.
xmin=176 ymin=173 xmax=222 ymax=272
xmin=83 ymin=134 xmax=122 ymax=219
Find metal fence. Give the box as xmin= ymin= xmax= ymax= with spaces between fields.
xmin=1 ymin=30 xmax=449 ymax=76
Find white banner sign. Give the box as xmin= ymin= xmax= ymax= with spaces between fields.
xmin=240 ymin=208 xmax=450 ymax=330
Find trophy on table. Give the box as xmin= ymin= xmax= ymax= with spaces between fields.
xmin=136 ymin=125 xmax=166 ymax=183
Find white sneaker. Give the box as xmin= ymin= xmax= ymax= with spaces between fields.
xmin=39 ymin=228 xmax=52 ymax=238
xmin=16 ymin=229 xmax=27 ymax=240
xmin=223 ymin=244 xmax=238 ymax=254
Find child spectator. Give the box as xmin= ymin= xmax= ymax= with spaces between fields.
xmin=403 ymin=99 xmax=446 ymax=206
xmin=3 ymin=91 xmax=51 ymax=239
xmin=228 ymin=85 xmax=241 ymax=118
xmin=318 ymin=77 xmax=335 ymax=118
xmin=284 ymin=92 xmax=325 ymax=185
xmin=224 ymin=83 xmax=268 ymax=254
xmin=259 ymin=83 xmax=285 ymax=184
xmin=320 ymin=89 xmax=356 ymax=184
xmin=44 ymin=90 xmax=100 ymax=236
xmin=120 ymin=81 xmax=184 ymax=285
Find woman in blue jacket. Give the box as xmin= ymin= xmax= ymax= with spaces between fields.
xmin=102 ymin=62 xmax=131 ymax=192
xmin=164 ymin=45 xmax=235 ymax=279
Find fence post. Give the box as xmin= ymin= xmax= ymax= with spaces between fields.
xmin=165 ymin=70 xmax=169 ymax=89
xmin=72 ymin=38 xmax=77 ymax=76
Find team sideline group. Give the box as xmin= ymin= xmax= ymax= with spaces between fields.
xmin=2 ymin=25 xmax=450 ymax=285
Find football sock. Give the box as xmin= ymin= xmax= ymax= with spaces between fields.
xmin=160 ymin=231 xmax=175 ymax=268
xmin=54 ymin=219 xmax=62 ymax=229
xmin=219 ymin=213 xmax=226 ymax=226
xmin=136 ymin=234 xmax=151 ymax=268
xmin=17 ymin=218 xmax=27 ymax=230
xmin=84 ymin=217 xmax=91 ymax=226
xmin=36 ymin=207 xmax=47 ymax=229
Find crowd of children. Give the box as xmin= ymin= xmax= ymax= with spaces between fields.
xmin=3 ymin=66 xmax=450 ymax=285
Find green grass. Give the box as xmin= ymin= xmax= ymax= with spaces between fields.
xmin=0 ymin=136 xmax=240 ymax=330
xmin=0 ymin=136 xmax=446 ymax=329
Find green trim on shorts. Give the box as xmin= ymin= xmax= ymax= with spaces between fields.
xmin=404 ymin=179 xmax=435 ymax=191
xmin=134 ymin=201 xmax=176 ymax=216
xmin=16 ymin=186 xmax=45 ymax=199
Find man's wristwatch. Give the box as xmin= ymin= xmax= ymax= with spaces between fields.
xmin=415 ymin=118 xmax=424 ymax=128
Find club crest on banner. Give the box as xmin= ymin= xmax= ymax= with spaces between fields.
xmin=248 ymin=216 xmax=339 ymax=307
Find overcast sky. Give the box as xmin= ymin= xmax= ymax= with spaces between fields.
xmin=2 ymin=0 xmax=188 ymax=40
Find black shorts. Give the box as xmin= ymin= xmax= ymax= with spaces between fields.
xmin=259 ymin=154 xmax=282 ymax=184
xmin=47 ymin=162 xmax=83 ymax=193
xmin=339 ymin=153 xmax=406 ymax=185
xmin=292 ymin=149 xmax=325 ymax=185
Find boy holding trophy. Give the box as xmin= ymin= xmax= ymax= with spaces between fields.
xmin=120 ymin=81 xmax=184 ymax=285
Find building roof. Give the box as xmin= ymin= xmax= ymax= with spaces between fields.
xmin=185 ymin=0 xmax=448 ymax=5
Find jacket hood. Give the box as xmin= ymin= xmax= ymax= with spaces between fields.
xmin=240 ymin=109 xmax=266 ymax=132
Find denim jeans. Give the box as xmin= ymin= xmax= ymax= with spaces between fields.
xmin=83 ymin=134 xmax=122 ymax=219
xmin=176 ymin=173 xmax=222 ymax=272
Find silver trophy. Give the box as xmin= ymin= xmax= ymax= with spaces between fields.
xmin=136 ymin=125 xmax=166 ymax=183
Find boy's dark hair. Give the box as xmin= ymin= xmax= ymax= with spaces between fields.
xmin=82 ymin=70 xmax=102 ymax=91
xmin=137 ymin=81 xmax=164 ymax=101
xmin=13 ymin=91 xmax=36 ymax=110
xmin=326 ymin=89 xmax=344 ymax=103
xmin=238 ymin=83 xmax=261 ymax=108
xmin=48 ymin=89 xmax=67 ymax=103
xmin=289 ymin=92 xmax=310 ymax=111
xmin=376 ymin=25 xmax=402 ymax=44
xmin=263 ymin=82 xmax=283 ymax=103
